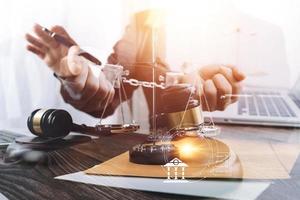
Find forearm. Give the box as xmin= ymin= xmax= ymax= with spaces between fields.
xmin=58 ymin=51 xmax=119 ymax=118
xmin=59 ymin=74 xmax=115 ymax=118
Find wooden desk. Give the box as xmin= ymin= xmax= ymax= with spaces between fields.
xmin=0 ymin=125 xmax=300 ymax=200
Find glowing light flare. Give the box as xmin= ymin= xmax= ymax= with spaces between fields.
xmin=180 ymin=143 xmax=196 ymax=155
xmin=176 ymin=141 xmax=202 ymax=160
xmin=172 ymin=136 xmax=209 ymax=162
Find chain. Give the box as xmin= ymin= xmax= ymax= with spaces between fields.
xmin=122 ymin=77 xmax=165 ymax=89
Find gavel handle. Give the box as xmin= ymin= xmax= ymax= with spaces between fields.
xmin=71 ymin=124 xmax=111 ymax=136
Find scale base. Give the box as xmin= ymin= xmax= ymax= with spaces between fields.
xmin=129 ymin=143 xmax=179 ymax=165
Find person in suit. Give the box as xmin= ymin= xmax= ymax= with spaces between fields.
xmin=25 ymin=10 xmax=245 ymax=129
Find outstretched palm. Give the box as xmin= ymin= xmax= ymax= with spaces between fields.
xmin=25 ymin=24 xmax=77 ymax=75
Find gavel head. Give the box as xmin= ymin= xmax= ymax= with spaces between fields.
xmin=161 ymin=84 xmax=203 ymax=130
xmin=27 ymin=109 xmax=73 ymax=138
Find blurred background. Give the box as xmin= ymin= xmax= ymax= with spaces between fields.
xmin=0 ymin=0 xmax=299 ymax=131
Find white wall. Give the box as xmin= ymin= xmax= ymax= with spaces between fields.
xmin=233 ymin=0 xmax=300 ymax=84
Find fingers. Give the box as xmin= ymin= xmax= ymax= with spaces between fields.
xmin=219 ymin=66 xmax=242 ymax=102
xmin=199 ymin=64 xmax=246 ymax=82
xmin=199 ymin=65 xmax=245 ymax=107
xmin=107 ymin=53 xmax=118 ymax=64
xmin=203 ymin=80 xmax=217 ymax=111
xmin=25 ymin=33 xmax=49 ymax=58
xmin=50 ymin=25 xmax=68 ymax=35
xmin=33 ymin=23 xmax=59 ymax=48
xmin=51 ymin=25 xmax=77 ymax=45
xmin=222 ymin=64 xmax=246 ymax=81
xmin=202 ymin=73 xmax=235 ymax=111
xmin=25 ymin=33 xmax=46 ymax=50
xmin=232 ymin=67 xmax=246 ymax=81
xmin=26 ymin=45 xmax=45 ymax=59
xmin=67 ymin=46 xmax=84 ymax=76
xmin=55 ymin=46 xmax=83 ymax=77
xmin=212 ymin=74 xmax=232 ymax=111
xmin=199 ymin=65 xmax=221 ymax=80
xmin=59 ymin=57 xmax=75 ymax=78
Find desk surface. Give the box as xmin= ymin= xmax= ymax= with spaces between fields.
xmin=0 ymin=125 xmax=300 ymax=200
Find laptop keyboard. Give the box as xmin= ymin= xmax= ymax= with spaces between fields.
xmin=288 ymin=93 xmax=300 ymax=110
xmin=238 ymin=91 xmax=297 ymax=118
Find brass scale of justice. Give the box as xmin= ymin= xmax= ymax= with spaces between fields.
xmin=5 ymin=26 xmax=220 ymax=165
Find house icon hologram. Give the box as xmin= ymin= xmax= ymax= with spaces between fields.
xmin=163 ymin=158 xmax=188 ymax=180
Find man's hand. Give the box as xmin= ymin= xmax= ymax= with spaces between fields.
xmin=25 ymin=24 xmax=116 ymax=118
xmin=199 ymin=65 xmax=245 ymax=111
xmin=25 ymin=24 xmax=78 ymax=77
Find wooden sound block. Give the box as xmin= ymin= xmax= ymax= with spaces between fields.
xmin=85 ymin=137 xmax=243 ymax=179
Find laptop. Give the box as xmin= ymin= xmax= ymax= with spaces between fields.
xmin=204 ymin=76 xmax=300 ymax=127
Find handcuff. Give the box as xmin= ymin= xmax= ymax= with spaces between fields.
xmin=96 ymin=124 xmax=140 ymax=134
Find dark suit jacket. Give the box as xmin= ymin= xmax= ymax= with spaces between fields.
xmin=92 ymin=9 xmax=169 ymax=128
